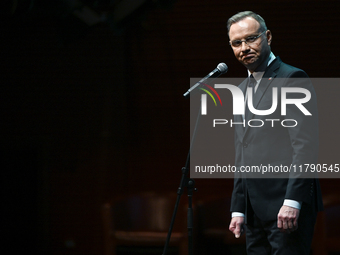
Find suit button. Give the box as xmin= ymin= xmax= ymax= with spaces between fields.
xmin=243 ymin=142 xmax=248 ymax=148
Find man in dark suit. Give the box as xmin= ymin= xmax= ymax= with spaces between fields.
xmin=227 ymin=11 xmax=323 ymax=254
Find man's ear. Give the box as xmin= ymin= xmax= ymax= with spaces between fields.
xmin=266 ymin=30 xmax=272 ymax=45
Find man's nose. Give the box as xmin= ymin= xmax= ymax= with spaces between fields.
xmin=240 ymin=41 xmax=250 ymax=52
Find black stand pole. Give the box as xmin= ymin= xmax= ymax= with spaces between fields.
xmin=187 ymin=177 xmax=195 ymax=255
xmin=162 ymin=102 xmax=202 ymax=255
xmin=161 ymin=167 xmax=196 ymax=255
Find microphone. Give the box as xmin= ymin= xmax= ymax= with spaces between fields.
xmin=183 ymin=63 xmax=228 ymax=98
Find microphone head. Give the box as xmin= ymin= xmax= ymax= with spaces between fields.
xmin=217 ymin=63 xmax=228 ymax=73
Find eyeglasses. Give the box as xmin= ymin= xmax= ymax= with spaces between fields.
xmin=229 ymin=30 xmax=266 ymax=48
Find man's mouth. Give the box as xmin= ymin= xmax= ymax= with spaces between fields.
xmin=243 ymin=54 xmax=255 ymax=60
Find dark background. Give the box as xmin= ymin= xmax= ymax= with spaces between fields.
xmin=1 ymin=0 xmax=339 ymax=254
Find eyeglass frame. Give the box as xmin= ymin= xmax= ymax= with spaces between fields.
xmin=229 ymin=30 xmax=267 ymax=48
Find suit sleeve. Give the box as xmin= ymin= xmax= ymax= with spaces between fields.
xmin=230 ymin=174 xmax=246 ymax=213
xmin=283 ymin=70 xmax=318 ymax=204
xmin=230 ymin=130 xmax=246 ymax=214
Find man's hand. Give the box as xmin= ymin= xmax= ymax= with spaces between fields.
xmin=229 ymin=216 xmax=244 ymax=238
xmin=277 ymin=205 xmax=300 ymax=233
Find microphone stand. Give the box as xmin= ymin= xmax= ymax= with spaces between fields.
xmin=162 ymin=99 xmax=202 ymax=255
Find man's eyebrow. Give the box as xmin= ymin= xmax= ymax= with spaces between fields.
xmin=246 ymin=32 xmax=261 ymax=37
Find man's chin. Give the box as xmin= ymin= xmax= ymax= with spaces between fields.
xmin=242 ymin=62 xmax=257 ymax=72
xmin=240 ymin=57 xmax=256 ymax=66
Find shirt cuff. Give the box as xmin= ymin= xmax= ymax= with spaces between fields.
xmin=283 ymin=199 xmax=301 ymax=210
xmin=232 ymin=212 xmax=245 ymax=218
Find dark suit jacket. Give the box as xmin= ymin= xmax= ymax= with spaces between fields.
xmin=230 ymin=57 xmax=323 ymax=222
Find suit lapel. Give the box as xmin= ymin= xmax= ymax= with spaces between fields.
xmin=243 ymin=57 xmax=282 ymax=137
xmin=234 ymin=79 xmax=248 ymax=139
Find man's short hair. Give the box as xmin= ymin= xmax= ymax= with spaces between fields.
xmin=227 ymin=11 xmax=267 ymax=36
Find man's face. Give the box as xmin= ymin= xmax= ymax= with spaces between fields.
xmin=229 ymin=17 xmax=272 ymax=72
